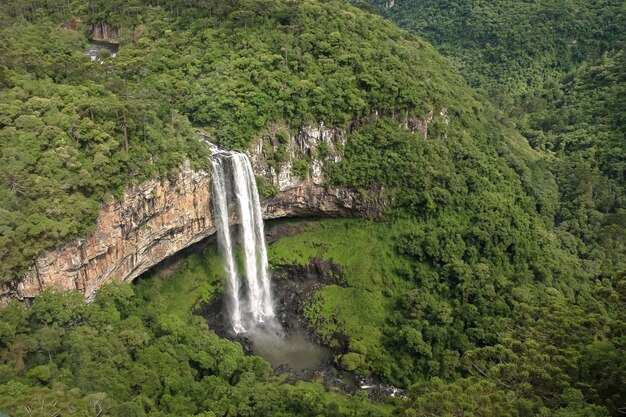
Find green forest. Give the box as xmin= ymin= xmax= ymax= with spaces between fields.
xmin=363 ymin=0 xmax=626 ymax=280
xmin=0 ymin=0 xmax=624 ymax=416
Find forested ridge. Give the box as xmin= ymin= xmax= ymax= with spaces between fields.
xmin=362 ymin=0 xmax=626 ymax=280
xmin=361 ymin=0 xmax=625 ymax=103
xmin=1 ymin=0 xmax=471 ymax=283
xmin=0 ymin=1 xmax=624 ymax=416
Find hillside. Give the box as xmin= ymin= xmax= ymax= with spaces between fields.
xmin=363 ymin=0 xmax=626 ymax=317
xmin=0 ymin=1 xmax=624 ymax=417
xmin=3 ymin=0 xmax=490 ymax=283
xmin=361 ymin=0 xmax=626 ymax=279
xmin=363 ymin=0 xmax=625 ymax=105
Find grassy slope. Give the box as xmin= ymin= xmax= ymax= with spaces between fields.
xmin=133 ymin=245 xmax=225 ymax=318
xmin=267 ymin=216 xmax=625 ymax=415
xmin=269 ymin=219 xmax=412 ymax=374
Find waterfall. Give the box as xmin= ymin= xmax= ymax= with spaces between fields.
xmin=210 ymin=147 xmax=275 ymax=333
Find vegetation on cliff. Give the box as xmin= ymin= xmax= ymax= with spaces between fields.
xmin=0 ymin=0 xmax=624 ymax=416
xmin=0 ymin=24 xmax=210 ymax=282
xmin=2 ymin=0 xmax=480 ymax=283
xmin=362 ymin=0 xmax=626 ymax=280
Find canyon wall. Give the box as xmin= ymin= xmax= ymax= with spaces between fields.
xmin=0 ymin=126 xmax=376 ymax=304
xmin=88 ymin=22 xmax=120 ymax=43
xmin=0 ymin=162 xmax=212 ymax=303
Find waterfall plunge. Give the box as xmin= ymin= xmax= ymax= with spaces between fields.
xmin=211 ymin=148 xmax=275 ymax=334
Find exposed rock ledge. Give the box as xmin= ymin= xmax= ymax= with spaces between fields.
xmin=88 ymin=22 xmax=119 ymax=43
xmin=0 ymin=125 xmax=380 ymax=304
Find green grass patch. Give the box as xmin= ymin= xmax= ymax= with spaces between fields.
xmin=134 ymin=245 xmax=225 ymax=317
xmin=269 ymin=218 xmax=412 ymax=291
xmin=268 ymin=219 xmax=413 ymax=374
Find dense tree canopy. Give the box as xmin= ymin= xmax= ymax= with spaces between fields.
xmin=0 ymin=0 xmax=624 ymax=416
xmin=0 ymin=250 xmax=394 ymax=416
xmin=0 ymin=0 xmax=469 ymax=282
xmin=362 ymin=0 xmax=625 ymax=105
xmin=361 ymin=0 xmax=626 ymax=281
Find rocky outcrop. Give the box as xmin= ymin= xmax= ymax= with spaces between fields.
xmin=252 ymin=123 xmax=386 ymax=218
xmin=1 ymin=105 xmax=456 ymax=304
xmin=252 ymin=123 xmax=366 ymax=217
xmin=89 ymin=22 xmax=119 ymax=43
xmin=0 ymin=125 xmax=378 ymax=304
xmin=385 ymin=0 xmax=397 ymax=9
xmin=0 ymin=162 xmax=213 ymax=303
xmin=250 ymin=123 xmax=346 ymax=191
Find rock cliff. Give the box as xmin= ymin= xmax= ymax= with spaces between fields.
xmin=0 ymin=126 xmax=376 ymax=304
xmin=0 ymin=162 xmax=212 ymax=303
xmin=88 ymin=22 xmax=119 ymax=43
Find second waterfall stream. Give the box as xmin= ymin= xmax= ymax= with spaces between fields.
xmin=210 ymin=146 xmax=276 ymax=334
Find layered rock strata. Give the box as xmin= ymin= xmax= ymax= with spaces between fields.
xmin=0 ymin=125 xmax=377 ymax=303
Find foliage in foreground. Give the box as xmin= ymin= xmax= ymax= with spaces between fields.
xmin=3 ymin=226 xmax=622 ymax=417
xmin=0 ymin=247 xmax=392 ymax=417
xmin=269 ymin=219 xmax=626 ymax=417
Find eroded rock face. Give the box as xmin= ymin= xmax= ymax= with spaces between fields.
xmin=251 ymin=123 xmax=385 ymax=219
xmin=250 ymin=123 xmax=346 ymax=191
xmin=0 ymin=108 xmax=458 ymax=304
xmin=0 ymin=125 xmax=375 ymax=304
xmin=251 ymin=123 xmax=355 ymax=217
xmin=89 ymin=22 xmax=119 ymax=43
xmin=0 ymin=162 xmax=213 ymax=303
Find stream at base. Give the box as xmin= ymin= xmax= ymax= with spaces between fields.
xmin=248 ymin=327 xmax=331 ymax=370
xmin=85 ymin=40 xmax=119 ymax=62
xmin=199 ymin=251 xmax=405 ymax=399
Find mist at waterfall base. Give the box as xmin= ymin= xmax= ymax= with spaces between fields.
xmin=210 ymin=147 xmax=330 ymax=370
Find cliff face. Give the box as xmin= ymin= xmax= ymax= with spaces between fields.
xmin=0 ymin=162 xmax=213 ymax=303
xmin=252 ymin=123 xmax=385 ymax=219
xmin=89 ymin=22 xmax=119 ymax=43
xmin=0 ymin=107 xmax=451 ymax=304
xmin=0 ymin=126 xmax=374 ymax=303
